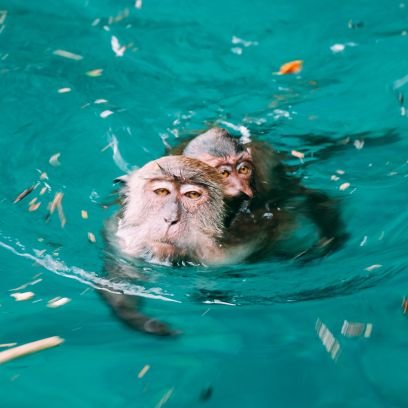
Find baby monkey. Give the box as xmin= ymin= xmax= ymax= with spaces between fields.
xmin=101 ymin=155 xmax=254 ymax=336
xmin=171 ymin=127 xmax=348 ymax=257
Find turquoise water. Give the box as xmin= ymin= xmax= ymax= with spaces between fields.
xmin=1 ymin=0 xmax=408 ymax=406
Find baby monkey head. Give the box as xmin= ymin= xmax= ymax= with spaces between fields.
xmin=183 ymin=127 xmax=254 ymax=199
xmin=119 ymin=156 xmax=225 ymax=264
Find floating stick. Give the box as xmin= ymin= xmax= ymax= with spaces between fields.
xmin=0 ymin=336 xmax=64 ymax=364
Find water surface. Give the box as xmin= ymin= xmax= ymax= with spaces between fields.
xmin=1 ymin=0 xmax=408 ymax=407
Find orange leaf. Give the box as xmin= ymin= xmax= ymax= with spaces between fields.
xmin=279 ymin=60 xmax=303 ymax=75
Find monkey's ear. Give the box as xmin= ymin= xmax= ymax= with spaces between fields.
xmin=113 ymin=175 xmax=129 ymax=185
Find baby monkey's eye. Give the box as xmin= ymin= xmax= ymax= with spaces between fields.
xmin=238 ymin=163 xmax=252 ymax=175
xmin=184 ymin=191 xmax=202 ymax=199
xmin=220 ymin=169 xmax=230 ymax=178
xmin=154 ymin=188 xmax=170 ymax=196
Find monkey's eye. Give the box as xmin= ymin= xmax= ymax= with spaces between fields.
xmin=238 ymin=165 xmax=250 ymax=175
xmin=220 ymin=169 xmax=231 ymax=178
xmin=184 ymin=191 xmax=202 ymax=199
xmin=237 ymin=163 xmax=252 ymax=176
xmin=154 ymin=188 xmax=170 ymax=196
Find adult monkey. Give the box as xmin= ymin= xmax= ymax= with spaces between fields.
xmin=100 ymin=155 xmax=258 ymax=336
xmin=170 ymin=127 xmax=348 ymax=258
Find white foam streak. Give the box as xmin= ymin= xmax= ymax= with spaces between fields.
xmin=107 ymin=133 xmax=130 ymax=173
xmin=0 ymin=240 xmax=180 ymax=303
xmin=218 ymin=121 xmax=252 ymax=144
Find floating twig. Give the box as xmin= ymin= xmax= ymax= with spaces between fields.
xmin=53 ymin=49 xmax=83 ymax=61
xmin=14 ymin=183 xmax=39 ymax=204
xmin=47 ymin=297 xmax=71 ymax=308
xmin=0 ymin=336 xmax=64 ymax=365
xmin=138 ymin=364 xmax=150 ymax=379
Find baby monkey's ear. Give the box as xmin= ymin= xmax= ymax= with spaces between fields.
xmin=113 ymin=175 xmax=129 ymax=185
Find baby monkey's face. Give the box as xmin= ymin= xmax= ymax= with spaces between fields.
xmin=198 ymin=151 xmax=254 ymax=199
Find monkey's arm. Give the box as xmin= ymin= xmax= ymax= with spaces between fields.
xmin=296 ymin=187 xmax=349 ymax=258
xmin=98 ymin=259 xmax=177 ymax=337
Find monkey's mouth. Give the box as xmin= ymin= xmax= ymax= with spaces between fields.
xmin=151 ymin=240 xmax=178 ymax=257
xmin=150 ymin=239 xmax=190 ymax=262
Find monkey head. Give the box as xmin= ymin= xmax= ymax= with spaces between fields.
xmin=115 ymin=156 xmax=225 ymax=265
xmin=183 ymin=128 xmax=254 ymax=199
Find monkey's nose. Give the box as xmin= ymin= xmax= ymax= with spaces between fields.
xmin=240 ymin=184 xmax=253 ymax=199
xmin=164 ymin=216 xmax=180 ymax=226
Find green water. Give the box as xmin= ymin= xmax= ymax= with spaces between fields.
xmin=1 ymin=0 xmax=408 ymax=406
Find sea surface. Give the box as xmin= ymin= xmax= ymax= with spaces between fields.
xmin=1 ymin=0 xmax=407 ymax=407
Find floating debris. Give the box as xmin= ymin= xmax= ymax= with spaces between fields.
xmin=58 ymin=88 xmax=71 ymax=94
xmin=108 ymin=8 xmax=130 ymax=24
xmin=402 ymin=297 xmax=408 ymax=314
xmin=354 ymin=139 xmax=365 ymax=150
xmin=40 ymin=187 xmax=47 ymax=195
xmin=47 ymin=192 xmax=66 ymax=227
xmin=291 ymin=150 xmax=305 ymax=159
xmin=0 ymin=336 xmax=64 ymax=365
xmin=341 ymin=320 xmax=373 ymax=338
xmin=11 ymin=277 xmax=43 ymax=292
xmin=331 ymin=175 xmax=340 ymax=181
xmin=330 ymin=44 xmax=345 ymax=53
xmin=49 ymin=153 xmax=61 ymax=167
xmin=339 ymin=182 xmax=350 ymax=191
xmin=53 ymin=49 xmax=83 ymax=61
xmin=0 ymin=10 xmax=8 ymax=25
xmin=231 ymin=36 xmax=258 ymax=47
xmin=348 ymin=20 xmax=364 ymax=29
xmin=86 ymin=69 xmax=103 ymax=77
xmin=14 ymin=183 xmax=39 ymax=203
xmin=156 ymin=388 xmax=175 ymax=408
xmin=81 ymin=210 xmax=88 ymax=219
xmin=111 ymin=36 xmax=126 ymax=57
xmin=365 ymin=264 xmax=382 ymax=272
xmin=336 ymin=169 xmax=345 ymax=175
xmin=315 ymin=319 xmax=340 ymax=360
xmin=57 ymin=202 xmax=66 ymax=228
xmin=0 ymin=343 xmax=17 ymax=348
xmin=100 ymin=110 xmax=114 ymax=119
xmin=47 ymin=297 xmax=71 ymax=308
xmin=101 ymin=141 xmax=114 ymax=152
xmin=277 ymin=60 xmax=303 ymax=75
xmin=88 ymin=232 xmax=96 ymax=243
xmin=49 ymin=192 xmax=63 ymax=215
xmin=94 ymin=99 xmax=108 ymax=104
xmin=40 ymin=172 xmax=48 ymax=180
xmin=10 ymin=292 xmax=35 ymax=301
xmin=138 ymin=364 xmax=150 ymax=379
xmin=231 ymin=47 xmax=243 ymax=55
xmin=135 ymin=0 xmax=143 ymax=9
xmin=29 ymin=201 xmax=41 ymax=212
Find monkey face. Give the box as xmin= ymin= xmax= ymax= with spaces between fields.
xmin=195 ymin=154 xmax=254 ymax=199
xmin=182 ymin=128 xmax=255 ymax=199
xmin=117 ymin=156 xmax=225 ymax=264
xmin=216 ymin=160 xmax=254 ymax=199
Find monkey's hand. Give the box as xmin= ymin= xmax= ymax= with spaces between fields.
xmin=99 ymin=290 xmax=179 ymax=337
